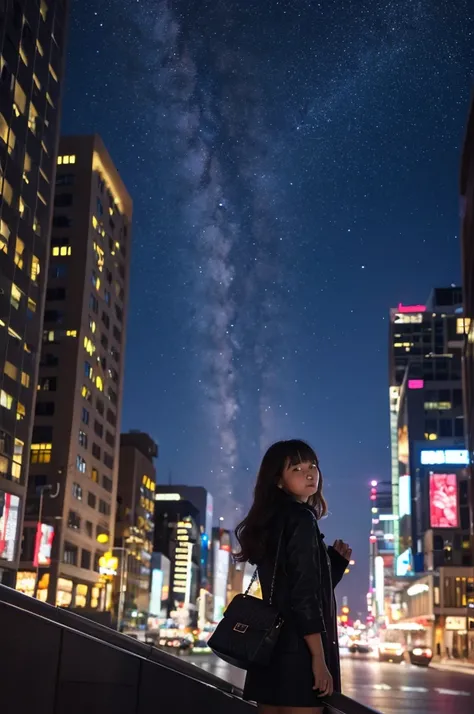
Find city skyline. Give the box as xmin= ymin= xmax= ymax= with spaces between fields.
xmin=59 ymin=0 xmax=474 ymax=612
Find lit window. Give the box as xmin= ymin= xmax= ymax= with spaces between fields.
xmin=19 ymin=44 xmax=28 ymax=66
xmin=31 ymin=255 xmax=40 ymax=282
xmin=21 ymin=371 xmax=30 ymax=388
xmin=37 ymin=191 xmax=47 ymax=206
xmin=33 ymin=74 xmax=41 ymax=90
xmin=19 ymin=197 xmax=26 ymax=216
xmin=0 ymin=219 xmax=10 ymax=253
xmin=8 ymin=326 xmax=21 ymax=341
xmin=46 ymin=92 xmax=54 ymax=108
xmin=92 ymin=216 xmax=98 ymax=230
xmin=27 ymin=297 xmax=36 ymax=314
xmin=82 ymin=385 xmax=92 ymax=401
xmin=90 ymin=319 xmax=96 ymax=334
xmin=4 ymin=361 xmax=18 ymax=381
xmin=93 ymin=242 xmax=105 ymax=272
xmin=76 ymin=455 xmax=87 ymax=473
xmin=12 ymin=439 xmax=24 ymax=481
xmin=11 ymin=283 xmax=22 ymax=310
xmin=1 ymin=177 xmax=13 ymax=205
xmin=41 ymin=140 xmax=48 ymax=155
xmin=91 ymin=467 xmax=99 ymax=483
xmin=424 ymin=402 xmax=452 ymax=411
xmin=66 ymin=330 xmax=77 ymax=337
xmin=14 ymin=238 xmax=25 ymax=269
xmin=0 ymin=113 xmax=16 ymax=155
xmin=31 ymin=443 xmax=52 ymax=464
xmin=57 ymin=155 xmax=76 ymax=165
xmin=84 ymin=337 xmax=95 ymax=356
xmin=16 ymin=402 xmax=25 ymax=421
xmin=0 ymin=390 xmax=13 ymax=410
xmin=40 ymin=1 xmax=48 ymax=21
xmin=48 ymin=63 xmax=58 ymax=82
xmin=14 ymin=81 xmax=27 ymax=114
xmin=52 ymin=244 xmax=72 ymax=257
xmin=96 ymin=376 xmax=104 ymax=392
xmin=36 ymin=39 xmax=44 ymax=56
xmin=45 ymin=331 xmax=55 ymax=342
xmin=28 ymin=103 xmax=39 ymax=134
xmin=457 ymin=318 xmax=471 ymax=335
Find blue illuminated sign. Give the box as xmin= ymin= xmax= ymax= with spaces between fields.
xmin=420 ymin=449 xmax=469 ymax=466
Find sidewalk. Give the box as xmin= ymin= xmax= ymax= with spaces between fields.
xmin=430 ymin=657 xmax=474 ymax=675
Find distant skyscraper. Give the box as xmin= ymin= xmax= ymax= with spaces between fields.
xmin=0 ymin=1 xmax=70 ymax=586
xmin=17 ymin=136 xmax=132 ymax=611
xmin=461 ymin=98 xmax=474 ymax=551
xmin=388 ymin=288 xmax=471 ymax=572
xmin=115 ymin=431 xmax=158 ymax=627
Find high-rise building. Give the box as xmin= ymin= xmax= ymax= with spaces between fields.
xmin=17 ymin=135 xmax=132 ymax=611
xmin=115 ymin=431 xmax=158 ymax=628
xmin=388 ymin=288 xmax=470 ymax=575
xmin=461 ymin=99 xmax=474 ymax=554
xmin=0 ymin=1 xmax=70 ymax=586
xmin=153 ymin=495 xmax=201 ymax=626
xmin=154 ymin=484 xmax=214 ymax=587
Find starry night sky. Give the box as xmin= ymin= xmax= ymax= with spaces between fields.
xmin=62 ymin=0 xmax=473 ymax=612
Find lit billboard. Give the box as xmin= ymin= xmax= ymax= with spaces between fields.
xmin=33 ymin=523 xmax=55 ymax=567
xmin=0 ymin=491 xmax=20 ymax=562
xmin=429 ymin=473 xmax=459 ymax=528
xmin=420 ymin=449 xmax=468 ymax=466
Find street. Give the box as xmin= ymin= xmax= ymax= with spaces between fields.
xmin=187 ymin=652 xmax=474 ymax=714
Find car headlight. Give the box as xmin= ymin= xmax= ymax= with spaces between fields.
xmin=412 ymin=648 xmax=423 ymax=656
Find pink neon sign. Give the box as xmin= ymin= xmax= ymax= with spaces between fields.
xmin=408 ymin=379 xmax=424 ymax=390
xmin=397 ymin=303 xmax=426 ymax=314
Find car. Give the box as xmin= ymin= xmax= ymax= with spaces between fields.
xmin=409 ymin=647 xmax=432 ymax=667
xmin=378 ymin=643 xmax=405 ymax=663
xmin=349 ymin=642 xmax=371 ymax=655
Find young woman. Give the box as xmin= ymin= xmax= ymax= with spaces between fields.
xmin=235 ymin=439 xmax=352 ymax=714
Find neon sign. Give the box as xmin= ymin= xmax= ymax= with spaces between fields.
xmin=420 ymin=449 xmax=469 ymax=466
xmin=408 ymin=379 xmax=424 ymax=390
xmin=397 ymin=303 xmax=426 ymax=314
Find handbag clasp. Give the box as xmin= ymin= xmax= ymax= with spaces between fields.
xmin=233 ymin=622 xmax=248 ymax=633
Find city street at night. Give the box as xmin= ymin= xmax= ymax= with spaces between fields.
xmin=187 ymin=652 xmax=474 ymax=714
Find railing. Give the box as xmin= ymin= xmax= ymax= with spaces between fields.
xmin=0 ymin=584 xmax=382 ymax=714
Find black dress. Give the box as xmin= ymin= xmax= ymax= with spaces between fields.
xmin=243 ymin=490 xmax=348 ymax=708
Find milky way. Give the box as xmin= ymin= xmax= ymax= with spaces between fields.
xmin=63 ymin=0 xmax=473 ymax=607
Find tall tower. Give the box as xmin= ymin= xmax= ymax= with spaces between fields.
xmin=0 ymin=1 xmax=70 ymax=586
xmin=18 ymin=136 xmax=132 ymax=612
xmin=388 ymin=288 xmax=468 ymax=573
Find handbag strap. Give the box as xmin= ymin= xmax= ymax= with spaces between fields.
xmin=244 ymin=528 xmax=284 ymax=606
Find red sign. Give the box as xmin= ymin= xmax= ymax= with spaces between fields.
xmin=429 ymin=474 xmax=459 ymax=528
xmin=397 ymin=303 xmax=426 ymax=314
xmin=33 ymin=523 xmax=55 ymax=567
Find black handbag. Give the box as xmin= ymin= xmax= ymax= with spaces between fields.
xmin=208 ymin=532 xmax=284 ymax=670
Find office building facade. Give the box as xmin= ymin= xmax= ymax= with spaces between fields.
xmin=153 ymin=496 xmax=201 ymax=626
xmin=115 ymin=431 xmax=157 ymax=627
xmin=0 ymin=0 xmax=70 ymax=585
xmin=461 ymin=99 xmax=474 ymax=550
xmin=389 ymin=288 xmax=471 ymax=576
xmin=17 ymin=135 xmax=132 ymax=610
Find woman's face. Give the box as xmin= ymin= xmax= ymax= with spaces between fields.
xmin=280 ymin=459 xmax=320 ymax=502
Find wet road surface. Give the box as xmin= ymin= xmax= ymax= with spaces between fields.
xmin=187 ymin=652 xmax=474 ymax=714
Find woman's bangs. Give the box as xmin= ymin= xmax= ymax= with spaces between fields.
xmin=285 ymin=439 xmax=318 ymax=467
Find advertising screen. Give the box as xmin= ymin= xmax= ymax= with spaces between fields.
xmin=0 ymin=490 xmax=20 ymax=562
xmin=429 ymin=473 xmax=459 ymax=528
xmin=33 ymin=523 xmax=55 ymax=567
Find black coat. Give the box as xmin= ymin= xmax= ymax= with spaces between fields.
xmin=243 ymin=490 xmax=349 ymax=708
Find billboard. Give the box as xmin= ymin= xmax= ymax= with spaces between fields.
xmin=429 ymin=473 xmax=459 ymax=528
xmin=0 ymin=490 xmax=20 ymax=562
xmin=33 ymin=523 xmax=55 ymax=567
xmin=420 ymin=449 xmax=468 ymax=466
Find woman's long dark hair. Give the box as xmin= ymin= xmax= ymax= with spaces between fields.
xmin=235 ymin=439 xmax=327 ymax=564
